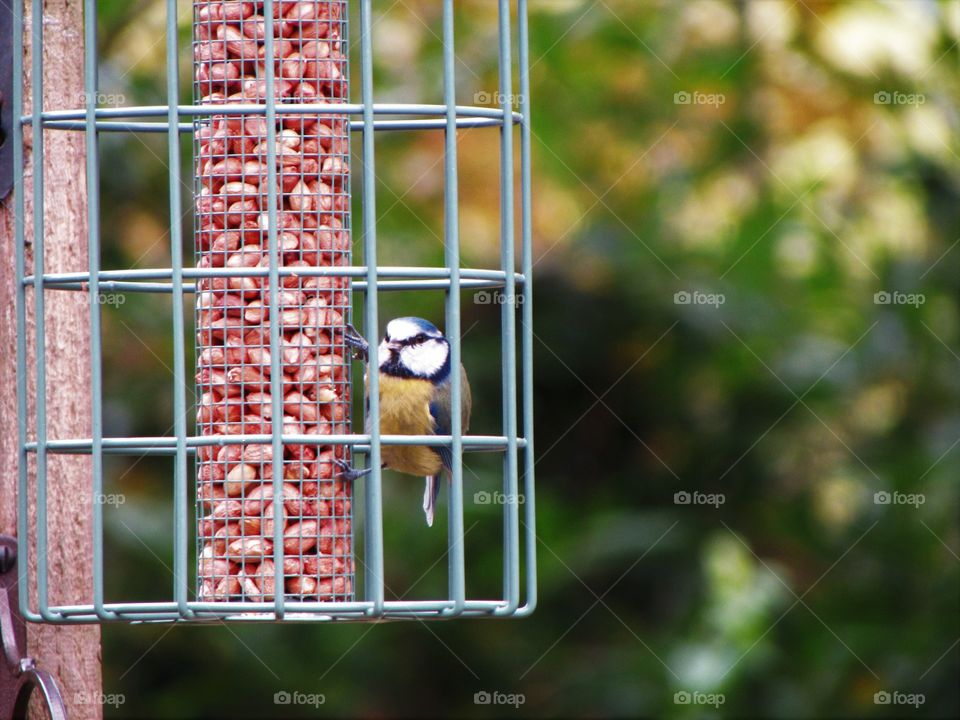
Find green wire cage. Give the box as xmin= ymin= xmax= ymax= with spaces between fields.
xmin=12 ymin=0 xmax=536 ymax=623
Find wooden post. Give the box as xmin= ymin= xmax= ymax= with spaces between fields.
xmin=0 ymin=1 xmax=102 ymax=718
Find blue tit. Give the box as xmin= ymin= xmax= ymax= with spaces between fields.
xmin=341 ymin=317 xmax=472 ymax=526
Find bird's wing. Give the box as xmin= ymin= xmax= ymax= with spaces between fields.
xmin=460 ymin=364 xmax=472 ymax=433
xmin=428 ymin=394 xmax=453 ymax=471
xmin=363 ymin=367 xmax=370 ymax=433
xmin=428 ymin=364 xmax=472 ymax=472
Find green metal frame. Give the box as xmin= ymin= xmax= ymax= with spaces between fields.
xmin=14 ymin=0 xmax=536 ymax=623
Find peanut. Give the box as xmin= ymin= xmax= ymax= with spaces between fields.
xmin=255 ymin=559 xmax=277 ymax=599
xmin=211 ymin=499 xmax=244 ymax=521
xmin=212 ymin=523 xmax=242 ymax=555
xmin=283 ymin=520 xmax=319 ymax=553
xmin=240 ymin=572 xmax=262 ymax=600
xmin=227 ymin=537 xmax=273 ymax=560
xmin=242 ymin=481 xmax=302 ymax=516
xmin=198 ymin=477 xmax=227 ymax=508
xmin=262 ymin=500 xmax=285 ymax=537
xmin=285 ymin=576 xmax=317 ymax=595
xmin=213 ymin=575 xmax=241 ymax=599
xmin=224 ymin=462 xmax=258 ymax=496
xmin=199 ymin=545 xmax=232 ymax=578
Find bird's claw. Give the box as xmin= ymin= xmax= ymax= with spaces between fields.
xmin=334 ymin=458 xmax=372 ymax=482
xmin=343 ymin=323 xmax=370 ymax=362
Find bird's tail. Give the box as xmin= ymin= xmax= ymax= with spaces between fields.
xmin=423 ymin=475 xmax=442 ymax=527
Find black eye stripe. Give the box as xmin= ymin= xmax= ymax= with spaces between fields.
xmin=397 ymin=333 xmax=433 ymax=346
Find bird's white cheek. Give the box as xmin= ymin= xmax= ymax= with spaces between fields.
xmin=400 ymin=341 xmax=447 ymax=377
xmin=378 ymin=341 xmax=391 ymax=367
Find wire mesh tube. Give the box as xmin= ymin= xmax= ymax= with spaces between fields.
xmin=192 ymin=0 xmax=353 ymax=604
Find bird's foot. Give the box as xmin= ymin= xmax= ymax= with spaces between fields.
xmin=343 ymin=323 xmax=370 ymax=362
xmin=334 ymin=458 xmax=372 ymax=482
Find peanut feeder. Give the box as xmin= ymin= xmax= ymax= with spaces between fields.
xmin=193 ymin=0 xmax=353 ymax=604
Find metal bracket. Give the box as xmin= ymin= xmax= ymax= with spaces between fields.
xmin=0 ymin=0 xmax=13 ymax=200
xmin=0 ymin=536 xmax=67 ymax=720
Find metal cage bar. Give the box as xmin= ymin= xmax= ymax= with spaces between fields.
xmin=441 ymin=0 xmax=466 ymax=616
xmin=359 ymin=0 xmax=385 ymax=619
xmin=517 ymin=0 xmax=538 ymax=617
xmin=14 ymin=0 xmax=536 ymax=623
xmin=263 ymin=0 xmax=287 ymax=623
xmin=13 ymin=0 xmax=32 ymax=625
xmin=165 ymin=0 xmax=192 ymax=621
xmin=497 ymin=0 xmax=521 ymax=615
xmin=83 ymin=0 xmax=109 ymax=623
xmin=29 ymin=0 xmax=53 ymax=623
xmin=28 ymin=103 xmax=523 ymax=120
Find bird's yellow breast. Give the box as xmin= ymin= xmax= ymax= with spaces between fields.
xmin=373 ymin=374 xmax=442 ymax=477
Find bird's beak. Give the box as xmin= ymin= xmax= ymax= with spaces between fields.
xmin=378 ymin=341 xmax=401 ymax=364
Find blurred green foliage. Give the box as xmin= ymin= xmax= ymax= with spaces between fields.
xmin=86 ymin=0 xmax=959 ymax=717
